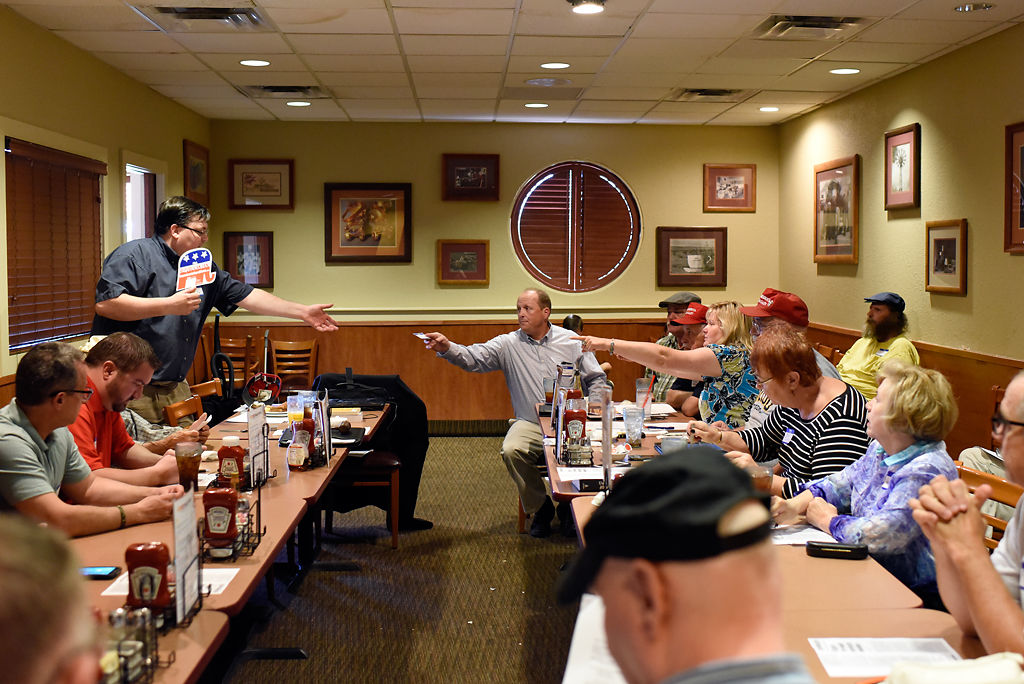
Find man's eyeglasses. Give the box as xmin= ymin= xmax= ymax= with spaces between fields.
xmin=183 ymin=224 xmax=208 ymax=238
xmin=991 ymin=413 xmax=1024 ymax=436
xmin=50 ymin=387 xmax=94 ymax=401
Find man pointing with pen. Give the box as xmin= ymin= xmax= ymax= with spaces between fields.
xmin=92 ymin=196 xmax=338 ymax=423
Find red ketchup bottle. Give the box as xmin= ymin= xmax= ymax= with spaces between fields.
xmin=125 ymin=542 xmax=172 ymax=609
xmin=203 ymin=487 xmax=239 ymax=559
xmin=218 ymin=435 xmax=245 ymax=489
xmin=563 ymin=391 xmax=586 ymax=446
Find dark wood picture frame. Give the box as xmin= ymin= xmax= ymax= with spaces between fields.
xmin=703 ymin=163 xmax=756 ymax=212
xmin=926 ymin=219 xmax=967 ymax=295
xmin=656 ymin=226 xmax=727 ymax=287
xmin=324 ymin=182 xmax=412 ymax=263
xmin=813 ymin=155 xmax=860 ymax=264
xmin=1004 ymin=120 xmax=1024 ymax=254
xmin=437 ymin=240 xmax=489 ymax=285
xmin=223 ymin=231 xmax=274 ymax=288
xmin=183 ymin=139 xmax=209 ymax=207
xmin=884 ymin=123 xmax=921 ymax=210
xmin=442 ymin=153 xmax=499 ymax=201
xmin=228 ymin=159 xmax=294 ymax=210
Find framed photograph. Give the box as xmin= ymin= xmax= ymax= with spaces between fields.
xmin=884 ymin=123 xmax=920 ymax=210
xmin=183 ymin=140 xmax=209 ymax=207
xmin=442 ymin=153 xmax=499 ymax=201
xmin=813 ymin=155 xmax=860 ymax=264
xmin=926 ymin=219 xmax=967 ymax=295
xmin=437 ymin=240 xmax=489 ymax=285
xmin=223 ymin=231 xmax=274 ymax=288
xmin=1004 ymin=120 xmax=1024 ymax=254
xmin=228 ymin=159 xmax=294 ymax=210
xmin=655 ymin=226 xmax=727 ymax=287
xmin=324 ymin=183 xmax=412 ymax=263
xmin=703 ymin=163 xmax=756 ymax=212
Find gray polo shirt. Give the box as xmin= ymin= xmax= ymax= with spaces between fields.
xmin=440 ymin=324 xmax=607 ymax=423
xmin=0 ymin=400 xmax=91 ymax=509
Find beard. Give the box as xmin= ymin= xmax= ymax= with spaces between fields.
xmin=865 ymin=315 xmax=901 ymax=342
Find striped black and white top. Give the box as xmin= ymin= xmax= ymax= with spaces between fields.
xmin=744 ymin=383 xmax=869 ymax=498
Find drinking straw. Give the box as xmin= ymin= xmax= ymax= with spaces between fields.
xmin=642 ymin=373 xmax=655 ymax=412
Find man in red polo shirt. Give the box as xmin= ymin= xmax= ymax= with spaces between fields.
xmin=69 ymin=333 xmax=179 ymax=486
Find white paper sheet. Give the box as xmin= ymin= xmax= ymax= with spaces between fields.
xmin=809 ymin=637 xmax=961 ymax=677
xmin=172 ymin=490 xmax=200 ymax=622
xmin=771 ymin=524 xmax=836 ymax=545
xmin=562 ymin=594 xmax=628 ymax=684
xmin=103 ymin=567 xmax=240 ymax=597
xmin=557 ymin=466 xmax=631 ymax=481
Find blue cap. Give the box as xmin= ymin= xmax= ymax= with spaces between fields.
xmin=864 ymin=292 xmax=905 ymax=313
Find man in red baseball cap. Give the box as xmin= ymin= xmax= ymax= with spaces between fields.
xmin=663 ymin=302 xmax=709 ymax=410
xmin=644 ymin=292 xmax=703 ymax=409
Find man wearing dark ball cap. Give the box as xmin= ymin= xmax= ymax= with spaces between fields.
xmin=558 ymin=448 xmax=813 ymax=684
xmin=837 ymin=291 xmax=919 ymax=400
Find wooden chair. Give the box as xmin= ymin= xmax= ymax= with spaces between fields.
xmin=270 ymin=339 xmax=319 ymax=391
xmin=992 ymin=385 xmax=1007 ymax=450
xmin=163 ymin=395 xmax=204 ymax=427
xmin=813 ymin=343 xmax=836 ymax=364
xmin=956 ymin=463 xmax=1023 ymax=551
xmin=219 ymin=335 xmax=258 ymax=390
xmin=190 ymin=378 xmax=222 ymax=398
xmin=833 ymin=350 xmax=845 ymax=365
xmin=327 ymin=453 xmax=400 ymax=549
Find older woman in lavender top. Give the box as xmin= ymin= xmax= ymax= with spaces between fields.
xmin=772 ymin=361 xmax=959 ymax=599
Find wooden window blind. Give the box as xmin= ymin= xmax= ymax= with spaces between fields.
xmin=5 ymin=137 xmax=106 ymax=351
xmin=511 ymin=161 xmax=641 ymax=293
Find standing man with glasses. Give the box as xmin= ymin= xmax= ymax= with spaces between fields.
xmin=0 ymin=342 xmax=183 ymax=536
xmin=911 ymin=371 xmax=1024 ymax=657
xmin=93 ymin=196 xmax=339 ymax=423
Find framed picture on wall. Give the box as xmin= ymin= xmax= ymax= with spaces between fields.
xmin=1004 ymin=120 xmax=1024 ymax=254
xmin=442 ymin=153 xmax=499 ymax=201
xmin=884 ymin=123 xmax=920 ymax=210
xmin=702 ymin=163 xmax=756 ymax=212
xmin=655 ymin=226 xmax=727 ymax=287
xmin=228 ymin=159 xmax=294 ymax=210
xmin=926 ymin=219 xmax=967 ymax=295
xmin=223 ymin=231 xmax=274 ymax=288
xmin=324 ymin=182 xmax=412 ymax=263
xmin=183 ymin=140 xmax=209 ymax=207
xmin=813 ymin=155 xmax=860 ymax=264
xmin=437 ymin=240 xmax=489 ymax=285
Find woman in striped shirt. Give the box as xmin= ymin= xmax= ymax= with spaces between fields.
xmin=689 ymin=327 xmax=868 ymax=497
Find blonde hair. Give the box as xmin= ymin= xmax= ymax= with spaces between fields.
xmin=876 ymin=360 xmax=958 ymax=441
xmin=708 ymin=301 xmax=753 ymax=351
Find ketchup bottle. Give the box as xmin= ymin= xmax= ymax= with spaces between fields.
xmin=203 ymin=488 xmax=238 ymax=558
xmin=218 ymin=435 xmax=245 ymax=489
xmin=125 ymin=542 xmax=172 ymax=608
xmin=563 ymin=395 xmax=587 ymax=446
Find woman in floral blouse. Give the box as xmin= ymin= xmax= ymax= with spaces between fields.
xmin=772 ymin=360 xmax=959 ymax=602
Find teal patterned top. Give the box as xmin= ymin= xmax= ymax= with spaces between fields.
xmin=698 ymin=345 xmax=758 ymax=428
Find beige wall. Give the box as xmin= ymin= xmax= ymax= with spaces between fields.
xmin=209 ymin=120 xmax=780 ymax=323
xmin=778 ymin=21 xmax=1024 ymax=359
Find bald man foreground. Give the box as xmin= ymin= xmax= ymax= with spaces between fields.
xmin=558 ymin=448 xmax=814 ymax=684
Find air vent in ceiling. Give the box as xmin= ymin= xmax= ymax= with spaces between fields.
xmin=133 ymin=6 xmax=271 ymax=32
xmin=668 ymin=88 xmax=756 ymax=103
xmin=502 ymin=86 xmax=583 ymax=101
xmin=236 ymin=85 xmax=330 ymax=99
xmin=753 ymin=15 xmax=864 ymax=41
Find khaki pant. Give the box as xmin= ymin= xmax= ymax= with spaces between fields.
xmin=501 ymin=420 xmax=547 ymax=515
xmin=129 ymin=381 xmax=193 ymax=426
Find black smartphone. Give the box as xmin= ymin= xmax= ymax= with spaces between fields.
xmin=80 ymin=565 xmax=121 ymax=580
xmin=805 ymin=541 xmax=868 ymax=560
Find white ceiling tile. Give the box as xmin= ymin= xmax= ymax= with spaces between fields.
xmin=8 ymin=4 xmax=153 ymax=30
xmin=197 ymin=53 xmax=309 ymax=70
xmin=591 ymin=72 xmax=685 ymax=87
xmin=718 ymin=39 xmax=835 ymax=60
xmin=263 ymin=7 xmax=392 ymax=33
xmin=496 ymin=100 xmax=574 ymax=117
xmin=774 ymin=0 xmax=905 ymax=16
xmin=573 ymin=99 xmax=653 ymax=113
xmin=393 ymin=0 xmax=515 ymax=7
xmin=416 ymin=85 xmax=499 ymax=98
xmin=566 ymin=114 xmax=642 ymax=123
xmin=302 ymin=54 xmax=406 ymax=70
xmin=898 ymin=0 xmax=1024 ymax=22
xmin=392 ymin=8 xmax=513 ymax=35
xmin=260 ymin=0 xmax=383 ymax=8
xmin=219 ymin=70 xmax=319 ymax=86
xmin=287 ymin=33 xmax=398 ymax=54
xmin=93 ymin=52 xmax=209 ymax=71
xmin=672 ymin=74 xmax=778 ymax=89
xmin=401 ymin=34 xmax=508 ymax=55
xmin=637 ymin=111 xmax=717 ymax=124
xmin=407 ymin=55 xmax=506 ymax=71
xmin=647 ymin=101 xmax=734 ymax=115
xmin=602 ymin=53 xmax=706 ymax=74
xmin=646 ymin=0 xmax=780 ymax=14
xmin=856 ymin=18 xmax=1001 ymax=43
xmin=506 ymin=56 xmax=607 ymax=72
xmin=2 ymin=0 xmax=125 ymax=6
xmin=417 ymin=72 xmax=501 ymax=87
xmin=822 ymin=40 xmax=947 ymax=63
xmin=151 ymin=84 xmax=245 ymax=99
xmin=580 ymin=86 xmax=671 ymax=101
xmin=748 ymin=90 xmax=838 ymax=104
xmin=612 ymin=36 xmax=731 ymax=59
xmin=329 ymin=85 xmax=414 ymax=98
xmin=123 ymin=69 xmax=230 ymax=86
xmin=773 ymin=60 xmax=906 ymax=90
xmin=514 ymin=4 xmax=636 ymax=38
xmin=505 ymin=71 xmax=594 ymax=87
xmin=168 ymin=32 xmax=294 ymax=53
xmin=512 ymin=36 xmax=622 ymax=56
xmin=631 ymin=12 xmax=764 ymax=39
xmin=260 ymin=98 xmax=351 ymax=119
xmin=697 ymin=57 xmax=808 ymax=75
xmin=340 ymin=99 xmax=422 ymax=120
xmin=320 ymin=72 xmax=412 ymax=86
xmin=420 ymin=99 xmax=496 ymax=118
xmin=54 ymin=29 xmax=181 ymax=52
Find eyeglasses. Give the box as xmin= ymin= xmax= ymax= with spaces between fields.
xmin=183 ymin=224 xmax=208 ymax=238
xmin=991 ymin=413 xmax=1024 ymax=436
xmin=50 ymin=387 xmax=94 ymax=401
xmin=754 ymin=375 xmax=775 ymax=389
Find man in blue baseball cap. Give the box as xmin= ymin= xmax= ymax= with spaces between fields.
xmin=837 ymin=291 xmax=919 ymax=399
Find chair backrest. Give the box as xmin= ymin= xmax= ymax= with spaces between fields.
xmin=833 ymin=350 xmax=845 ymax=365
xmin=270 ymin=339 xmax=319 ymax=390
xmin=190 ymin=378 xmax=222 ymax=398
xmin=956 ymin=462 xmax=1023 ymax=551
xmin=164 ymin=394 xmax=204 ymax=427
xmin=992 ymin=385 xmax=1007 ymax=450
xmin=813 ymin=343 xmax=836 ymax=364
xmin=219 ymin=335 xmax=257 ymax=389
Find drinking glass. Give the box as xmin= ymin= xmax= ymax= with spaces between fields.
xmin=621 ymin=405 xmax=644 ymax=448
xmin=174 ymin=441 xmax=202 ymax=491
xmin=635 ymin=378 xmax=653 ymax=420
xmin=286 ymin=395 xmax=304 ymax=424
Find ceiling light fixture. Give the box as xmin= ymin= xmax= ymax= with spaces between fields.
xmin=286 ymin=101 xmax=311 ymax=107
xmin=759 ymin=106 xmax=780 ymax=112
xmin=568 ymin=0 xmax=605 ymax=15
xmin=541 ymin=62 xmax=571 ymax=70
xmin=954 ymin=2 xmax=994 ymax=11
xmin=239 ymin=59 xmax=270 ymax=67
xmin=524 ymin=103 xmax=549 ymax=108
xmin=829 ymin=67 xmax=861 ymax=75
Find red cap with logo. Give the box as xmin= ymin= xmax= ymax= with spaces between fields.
xmin=739 ymin=288 xmax=809 ymax=327
xmin=669 ymin=302 xmax=709 ymax=326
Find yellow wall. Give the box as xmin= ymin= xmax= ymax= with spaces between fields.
xmin=778 ymin=21 xmax=1024 ymax=359
xmin=209 ymin=120 xmax=780 ymax=322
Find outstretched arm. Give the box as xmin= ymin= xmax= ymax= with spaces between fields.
xmin=237 ymin=289 xmax=338 ymax=331
xmin=574 ymin=336 xmax=721 ymax=379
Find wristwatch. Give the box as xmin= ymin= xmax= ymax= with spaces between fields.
xmin=609 ymin=340 xmax=615 ymax=355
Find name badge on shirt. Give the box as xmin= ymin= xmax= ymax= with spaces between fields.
xmin=782 ymin=428 xmax=796 ymax=445
xmin=875 ymin=349 xmax=889 ymax=357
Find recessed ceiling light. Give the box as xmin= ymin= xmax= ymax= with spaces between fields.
xmin=524 ymin=103 xmax=549 ymax=108
xmin=759 ymin=106 xmax=780 ymax=112
xmin=830 ymin=68 xmax=861 ymax=75
xmin=954 ymin=2 xmax=994 ymax=11
xmin=541 ymin=62 xmax=571 ymax=70
xmin=239 ymin=59 xmax=270 ymax=67
xmin=286 ymin=101 xmax=311 ymax=107
xmin=568 ymin=0 xmax=605 ymax=14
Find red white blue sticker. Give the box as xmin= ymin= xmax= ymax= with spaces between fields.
xmin=176 ymin=248 xmax=216 ymax=292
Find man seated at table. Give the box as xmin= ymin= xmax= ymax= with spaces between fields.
xmin=663 ymin=301 xmax=708 ymax=412
xmin=69 ymin=333 xmax=180 ymax=486
xmin=557 ymin=449 xmax=814 ymax=683
xmin=0 ymin=342 xmax=184 ymax=537
xmin=645 ymin=291 xmax=702 ymax=406
xmin=837 ymin=292 xmax=919 ymax=400
xmin=0 ymin=513 xmax=100 ymax=684
xmin=423 ymin=288 xmax=606 ymax=538
xmin=911 ymin=371 xmax=1024 ymax=656
xmin=122 ymin=406 xmax=208 ymax=455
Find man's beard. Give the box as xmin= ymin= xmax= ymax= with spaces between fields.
xmin=865 ymin=315 xmax=901 ymax=342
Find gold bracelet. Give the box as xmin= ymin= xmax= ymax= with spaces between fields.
xmin=715 ymin=430 xmax=723 ymax=445
xmin=117 ymin=505 xmax=127 ymax=529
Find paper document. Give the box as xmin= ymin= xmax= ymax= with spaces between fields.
xmin=103 ymin=567 xmax=240 ymax=597
xmin=562 ymin=594 xmax=627 ymax=684
xmin=809 ymin=637 xmax=960 ymax=677
xmin=557 ymin=466 xmax=631 ymax=481
xmin=771 ymin=524 xmax=836 ymax=545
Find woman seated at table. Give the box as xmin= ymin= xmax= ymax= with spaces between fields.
xmin=689 ymin=327 xmax=868 ymax=496
xmin=772 ymin=361 xmax=958 ymax=601
xmin=576 ymin=301 xmax=757 ymax=428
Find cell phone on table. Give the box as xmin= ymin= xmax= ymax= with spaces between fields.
xmin=80 ymin=565 xmax=121 ymax=580
xmin=805 ymin=541 xmax=868 ymax=560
